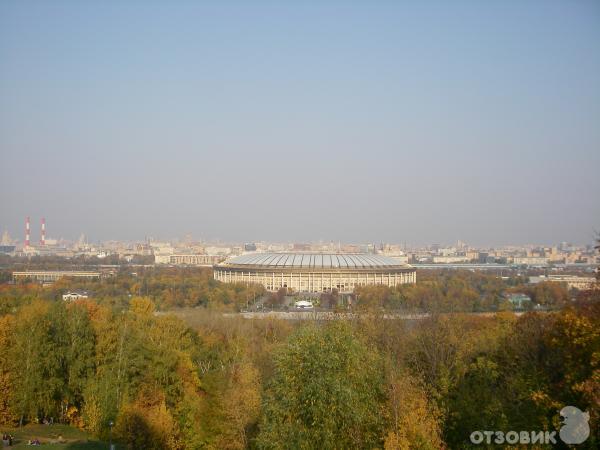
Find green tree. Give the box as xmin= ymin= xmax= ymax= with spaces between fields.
xmin=256 ymin=322 xmax=385 ymax=449
xmin=11 ymin=301 xmax=68 ymax=423
xmin=63 ymin=302 xmax=96 ymax=422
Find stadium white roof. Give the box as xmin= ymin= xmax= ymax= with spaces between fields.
xmin=223 ymin=253 xmax=407 ymax=269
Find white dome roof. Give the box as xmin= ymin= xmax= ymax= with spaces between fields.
xmin=222 ymin=252 xmax=408 ymax=269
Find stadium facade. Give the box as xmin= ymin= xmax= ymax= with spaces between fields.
xmin=214 ymin=252 xmax=416 ymax=293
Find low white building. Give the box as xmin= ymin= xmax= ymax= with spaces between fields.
xmin=62 ymin=291 xmax=90 ymax=301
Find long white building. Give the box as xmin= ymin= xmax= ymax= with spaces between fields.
xmin=13 ymin=271 xmax=102 ymax=283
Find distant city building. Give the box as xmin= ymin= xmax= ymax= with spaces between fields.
xmin=204 ymin=246 xmax=235 ymax=256
xmin=134 ymin=243 xmax=153 ymax=256
xmin=0 ymin=231 xmax=13 ymax=246
xmin=13 ymin=271 xmax=102 ymax=283
xmin=244 ymin=243 xmax=257 ymax=252
xmin=214 ymin=252 xmax=416 ymax=294
xmin=378 ymin=244 xmax=408 ymax=263
xmin=152 ymin=245 xmax=175 ymax=264
xmin=432 ymin=255 xmax=471 ymax=264
xmin=166 ymin=254 xmax=226 ymax=266
xmin=529 ymin=275 xmax=596 ymax=290
xmin=414 ymin=263 xmax=513 ymax=270
xmin=513 ymin=256 xmax=548 ymax=266
xmin=478 ymin=252 xmax=497 ymax=263
xmin=293 ymin=243 xmax=311 ymax=251
xmin=0 ymin=245 xmax=16 ymax=254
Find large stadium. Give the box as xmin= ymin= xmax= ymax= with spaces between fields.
xmin=214 ymin=252 xmax=416 ymax=294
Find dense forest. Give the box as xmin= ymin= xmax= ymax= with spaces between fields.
xmin=0 ymin=265 xmax=597 ymax=448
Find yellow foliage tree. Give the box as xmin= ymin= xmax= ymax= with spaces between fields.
xmin=214 ymin=362 xmax=261 ymax=450
xmin=0 ymin=315 xmax=17 ymax=425
xmin=115 ymin=386 xmax=182 ymax=450
xmin=384 ymin=372 xmax=444 ymax=450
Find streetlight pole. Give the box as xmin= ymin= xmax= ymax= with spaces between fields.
xmin=109 ymin=421 xmax=114 ymax=450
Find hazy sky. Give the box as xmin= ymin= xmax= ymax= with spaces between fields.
xmin=1 ymin=1 xmax=599 ymax=246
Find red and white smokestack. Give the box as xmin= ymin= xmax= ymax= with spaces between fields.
xmin=41 ymin=217 xmax=46 ymax=246
xmin=25 ymin=216 xmax=30 ymax=248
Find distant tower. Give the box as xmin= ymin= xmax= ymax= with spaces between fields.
xmin=25 ymin=216 xmax=30 ymax=248
xmin=41 ymin=217 xmax=46 ymax=246
xmin=1 ymin=230 xmax=11 ymax=245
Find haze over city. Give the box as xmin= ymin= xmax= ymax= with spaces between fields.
xmin=1 ymin=1 xmax=599 ymax=246
xmin=2 ymin=2 xmax=600 ymax=449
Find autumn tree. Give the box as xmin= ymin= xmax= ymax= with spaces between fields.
xmin=0 ymin=315 xmax=17 ymax=424
xmin=256 ymin=322 xmax=385 ymax=449
xmin=207 ymin=362 xmax=261 ymax=450
xmin=384 ymin=370 xmax=443 ymax=450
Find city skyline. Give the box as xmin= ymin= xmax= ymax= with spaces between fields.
xmin=1 ymin=3 xmax=599 ymax=448
xmin=0 ymin=216 xmax=597 ymax=250
xmin=1 ymin=1 xmax=599 ymax=245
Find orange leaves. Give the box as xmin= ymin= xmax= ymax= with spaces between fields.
xmin=129 ymin=296 xmax=156 ymax=315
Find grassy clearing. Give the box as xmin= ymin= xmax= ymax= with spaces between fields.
xmin=0 ymin=424 xmax=120 ymax=449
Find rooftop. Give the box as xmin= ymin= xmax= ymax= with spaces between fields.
xmin=221 ymin=252 xmax=409 ymax=269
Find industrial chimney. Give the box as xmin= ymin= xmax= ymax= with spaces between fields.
xmin=25 ymin=216 xmax=30 ymax=248
xmin=41 ymin=217 xmax=46 ymax=246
